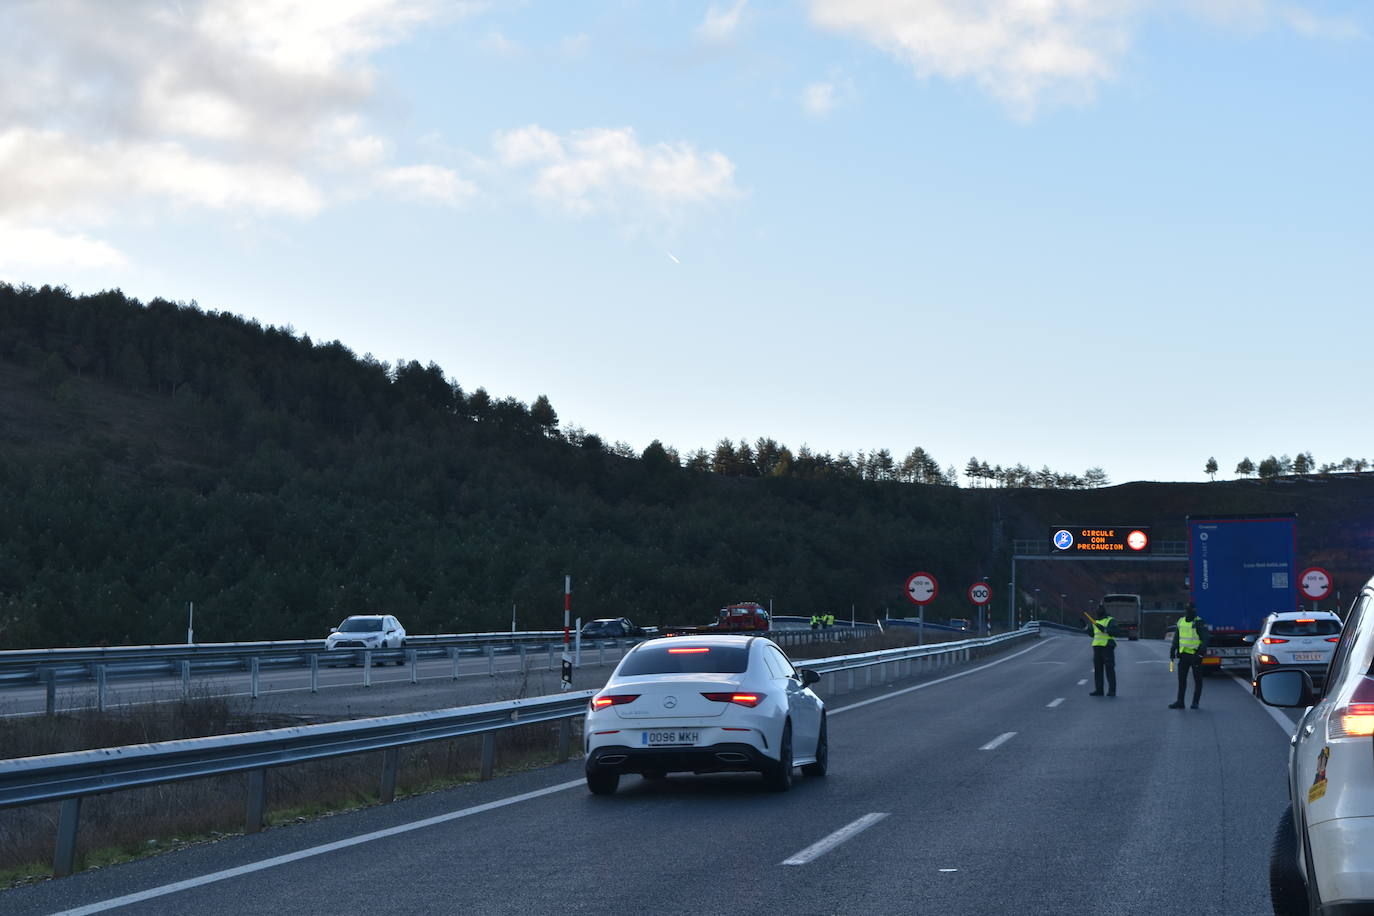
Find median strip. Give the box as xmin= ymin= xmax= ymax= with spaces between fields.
xmin=781 ymin=813 xmax=890 ymax=866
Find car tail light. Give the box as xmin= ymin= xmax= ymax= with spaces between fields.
xmin=591 ymin=694 xmax=640 ymax=710
xmin=1326 ymin=636 xmax=1341 ymax=643
xmin=1330 ymin=703 xmax=1374 ymax=739
xmin=668 ymin=647 xmax=709 ymax=654
xmin=1262 ymin=637 xmax=1289 ymax=645
xmin=702 ymin=692 xmax=764 ymax=708
xmin=1258 ymin=654 xmax=1278 ymax=665
xmin=1296 ymin=619 xmax=1315 ymax=624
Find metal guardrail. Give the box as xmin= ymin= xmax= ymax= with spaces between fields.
xmin=0 ymin=625 xmax=1038 ymax=877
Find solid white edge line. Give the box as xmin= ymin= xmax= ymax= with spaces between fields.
xmin=979 ymin=731 xmax=1017 ymax=751
xmin=1047 ymin=697 xmax=1065 ymax=708
xmin=1229 ymin=671 xmax=1298 ymax=738
xmin=781 ymin=813 xmax=890 ymax=866
xmin=49 ymin=779 xmax=587 ymax=916
xmin=828 ymin=638 xmax=1054 ymax=716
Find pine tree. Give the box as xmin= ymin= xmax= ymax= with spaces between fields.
xmin=1204 ymin=457 xmax=1218 ymax=481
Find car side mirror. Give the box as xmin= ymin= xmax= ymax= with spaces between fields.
xmin=1242 ymin=634 xmax=1256 ymax=645
xmin=1256 ymin=669 xmax=1315 ymax=707
xmin=329 ymin=627 xmax=338 ymax=634
xmin=800 ymin=668 xmax=821 ymax=686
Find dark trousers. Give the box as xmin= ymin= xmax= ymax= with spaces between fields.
xmin=1092 ymin=644 xmax=1116 ymax=694
xmin=1176 ymin=653 xmax=1204 ymax=705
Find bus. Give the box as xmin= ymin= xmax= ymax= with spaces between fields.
xmin=1100 ymin=594 xmax=1141 ymax=641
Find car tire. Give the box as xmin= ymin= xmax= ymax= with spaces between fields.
xmin=764 ymin=722 xmax=794 ymax=792
xmin=802 ymin=717 xmax=828 ymax=777
xmin=586 ymin=770 xmax=619 ymax=796
xmin=1269 ymin=804 xmax=1308 ymax=916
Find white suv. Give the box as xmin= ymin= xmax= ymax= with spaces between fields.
xmin=1257 ymin=579 xmax=1372 ymax=914
xmin=326 ymin=615 xmax=407 ymax=664
xmin=1250 ymin=610 xmax=1342 ymax=687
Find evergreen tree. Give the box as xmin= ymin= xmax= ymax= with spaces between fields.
xmin=1204 ymin=457 xmax=1218 ymax=481
xmin=1236 ymin=457 xmax=1256 ymax=478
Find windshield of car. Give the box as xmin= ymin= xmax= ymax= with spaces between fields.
xmin=1270 ymin=619 xmax=1341 ymax=637
xmin=617 ymin=645 xmax=749 ymax=675
xmin=338 ymin=618 xmax=384 ymax=632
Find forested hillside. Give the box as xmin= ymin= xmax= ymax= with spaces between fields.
xmin=1 ymin=283 xmax=1371 ymax=649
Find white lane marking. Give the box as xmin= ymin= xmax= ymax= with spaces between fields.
xmin=980 ymin=731 xmax=1017 ymax=751
xmin=1047 ymin=697 xmax=1064 ymax=708
xmin=939 ymin=868 xmax=958 ymax=873
xmin=1229 ymin=672 xmax=1299 ymax=738
xmin=829 ymin=638 xmax=1054 ymax=716
xmin=1076 ymin=679 xmax=1087 ymax=686
xmin=50 ymin=779 xmax=586 ymax=916
xmin=781 ymin=813 xmax=890 ymax=866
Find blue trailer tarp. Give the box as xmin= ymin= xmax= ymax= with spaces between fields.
xmin=1188 ymin=515 xmax=1296 ymax=632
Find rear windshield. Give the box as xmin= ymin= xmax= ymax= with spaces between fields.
xmin=339 ymin=618 xmax=384 ymax=632
xmin=618 ymin=645 xmax=749 ymax=675
xmin=1271 ymin=620 xmax=1341 ymax=637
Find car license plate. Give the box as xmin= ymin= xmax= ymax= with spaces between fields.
xmin=1293 ymin=652 xmax=1325 ymax=662
xmin=642 ymin=729 xmax=698 ymax=747
xmin=1213 ymin=648 xmax=1247 ymax=657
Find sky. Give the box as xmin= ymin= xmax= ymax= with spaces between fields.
xmin=1 ymin=0 xmax=1370 ymax=486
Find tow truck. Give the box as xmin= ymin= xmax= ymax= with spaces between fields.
xmin=665 ymin=602 xmax=771 ymax=636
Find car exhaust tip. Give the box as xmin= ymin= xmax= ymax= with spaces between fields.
xmin=715 ymin=752 xmax=750 ymax=763
xmin=598 ymin=755 xmax=627 ymax=766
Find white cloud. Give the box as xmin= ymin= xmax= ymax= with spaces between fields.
xmin=378 ymin=165 xmax=477 ymax=205
xmin=808 ymin=0 xmax=1364 ymax=115
xmin=697 ymin=0 xmax=750 ymax=43
xmin=0 ymin=222 xmax=128 ymax=273
xmin=802 ymin=81 xmax=840 ymax=117
xmin=492 ymin=125 xmax=740 ymax=218
xmin=0 ymin=0 xmax=481 ymax=265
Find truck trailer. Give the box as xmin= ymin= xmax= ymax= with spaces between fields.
xmin=1186 ymin=513 xmax=1297 ymax=671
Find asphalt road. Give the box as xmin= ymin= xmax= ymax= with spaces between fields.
xmin=1 ymin=635 xmax=1298 ymax=915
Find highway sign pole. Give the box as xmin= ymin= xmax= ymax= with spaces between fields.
xmin=561 ymin=576 xmax=573 ymax=691
xmin=186 ymin=601 xmax=194 ymax=645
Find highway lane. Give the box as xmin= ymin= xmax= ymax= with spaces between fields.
xmin=1 ymin=635 xmax=1296 ymax=915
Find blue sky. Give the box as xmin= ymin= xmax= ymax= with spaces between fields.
xmin=2 ymin=1 xmax=1369 ymax=485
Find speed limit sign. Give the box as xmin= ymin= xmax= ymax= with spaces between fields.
xmin=968 ymin=582 xmax=993 ymax=605
xmin=905 ymin=572 xmax=938 ymax=605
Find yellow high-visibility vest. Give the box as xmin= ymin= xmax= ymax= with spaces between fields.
xmin=1178 ymin=618 xmax=1201 ymax=654
xmin=1091 ymin=616 xmax=1115 ymax=647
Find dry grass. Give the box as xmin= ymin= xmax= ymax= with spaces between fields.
xmin=783 ymin=626 xmax=974 ymax=661
xmin=0 ymin=681 xmax=579 ymax=885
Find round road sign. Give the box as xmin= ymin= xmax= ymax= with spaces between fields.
xmin=905 ymin=572 xmax=939 ymax=605
xmin=968 ymin=582 xmax=992 ymax=605
xmin=1127 ymin=529 xmax=1149 ymax=552
xmin=1299 ymin=567 xmax=1332 ymax=601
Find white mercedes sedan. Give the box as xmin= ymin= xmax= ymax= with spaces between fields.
xmin=584 ymin=634 xmax=827 ymax=795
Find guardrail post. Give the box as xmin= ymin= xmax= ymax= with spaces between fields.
xmin=865 ymin=666 xmax=872 ymax=687
xmin=250 ymin=657 xmax=260 ymax=699
xmin=44 ymin=668 xmax=56 ymax=716
xmin=95 ymin=664 xmax=107 ymax=713
xmin=408 ymin=649 xmax=418 ymax=684
xmin=181 ymin=660 xmax=191 ymax=698
xmin=363 ymin=652 xmax=372 ymax=687
xmin=380 ymin=748 xmax=400 ymax=803
xmin=246 ymin=769 xmax=267 ymax=833
xmin=548 ymin=643 xmax=556 ymax=671
xmin=557 ymin=719 xmax=571 ymax=762
xmin=519 ymin=644 xmax=527 ymax=671
xmin=847 ymin=669 xmax=854 ymax=691
xmin=54 ymin=797 xmax=82 ymax=877
xmin=310 ymin=654 xmax=319 ymax=694
xmin=450 ymin=647 xmax=460 ymax=680
xmin=487 ymin=645 xmax=495 ymax=677
xmin=480 ymin=733 xmax=496 ymax=780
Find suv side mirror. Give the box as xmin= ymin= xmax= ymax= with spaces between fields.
xmin=1256 ymin=669 xmax=1315 ymax=707
xmin=329 ymin=627 xmax=338 ymax=634
xmin=1242 ymin=634 xmax=1256 ymax=645
xmin=800 ymin=668 xmax=821 ymax=686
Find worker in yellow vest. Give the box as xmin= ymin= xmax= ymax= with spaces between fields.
xmin=823 ymin=613 xmax=835 ymax=628
xmin=1169 ymin=603 xmax=1210 ymax=709
xmin=1083 ymin=604 xmax=1117 ymax=697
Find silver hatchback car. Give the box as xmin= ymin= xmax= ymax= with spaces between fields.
xmin=1250 ymin=610 xmax=1342 ymax=687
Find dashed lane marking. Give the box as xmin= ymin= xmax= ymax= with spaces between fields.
xmin=1047 ymin=697 xmax=1065 ymax=708
xmin=782 ymin=813 xmax=890 ymax=866
xmin=980 ymin=731 xmax=1017 ymax=750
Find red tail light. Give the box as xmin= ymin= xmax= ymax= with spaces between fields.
xmin=1331 ymin=703 xmax=1374 ymax=738
xmin=668 ymin=647 xmax=709 ymax=654
xmin=591 ymin=694 xmax=640 ymax=710
xmin=1262 ymin=637 xmax=1289 ymax=645
xmin=1327 ymin=636 xmax=1341 ymax=643
xmin=702 ymin=692 xmax=764 ymax=708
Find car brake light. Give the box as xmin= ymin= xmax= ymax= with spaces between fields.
xmin=1296 ymin=619 xmax=1315 ymax=624
xmin=1327 ymin=636 xmax=1341 ymax=643
xmin=668 ymin=647 xmax=710 ymax=654
xmin=591 ymin=694 xmax=640 ymax=709
xmin=702 ymin=692 xmax=764 ymax=707
xmin=1331 ymin=704 xmax=1374 ymax=739
xmin=1262 ymin=637 xmax=1289 ymax=644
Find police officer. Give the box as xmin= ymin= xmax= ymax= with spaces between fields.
xmin=1169 ymin=602 xmax=1209 ymax=709
xmin=823 ymin=613 xmax=835 ymax=628
xmin=1084 ymin=604 xmax=1117 ymax=697
xmin=810 ymin=614 xmax=820 ymax=630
